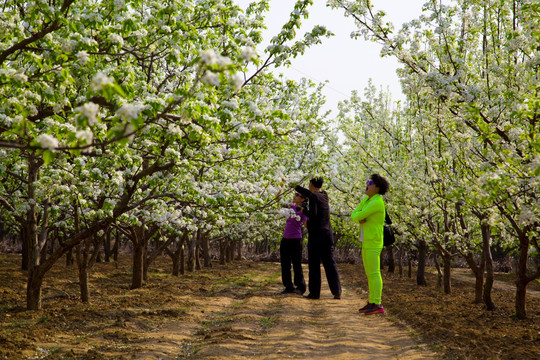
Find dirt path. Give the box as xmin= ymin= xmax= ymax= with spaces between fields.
xmin=435 ymin=268 xmax=540 ymax=298
xmin=181 ymin=264 xmax=438 ymax=360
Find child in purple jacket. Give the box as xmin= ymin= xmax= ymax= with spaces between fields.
xmin=279 ymin=192 xmax=308 ymax=294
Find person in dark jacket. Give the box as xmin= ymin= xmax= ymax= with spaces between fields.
xmin=295 ymin=177 xmax=341 ymax=299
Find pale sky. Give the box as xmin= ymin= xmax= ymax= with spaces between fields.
xmin=235 ymin=0 xmax=427 ymax=112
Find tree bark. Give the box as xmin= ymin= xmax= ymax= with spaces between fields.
xmin=202 ymin=232 xmax=211 ymax=267
xmin=26 ymin=266 xmax=44 ymax=310
xmin=76 ymin=237 xmax=91 ymax=303
xmin=195 ymin=231 xmax=201 ymax=271
xmin=130 ymin=226 xmax=146 ymax=289
xmin=387 ymin=245 xmax=395 ymax=273
xmin=482 ymin=223 xmax=496 ymax=310
xmin=397 ymin=245 xmax=403 ymax=277
xmin=187 ymin=231 xmax=197 ymax=272
xmin=442 ymin=251 xmax=452 ymax=294
xmin=515 ymin=232 xmax=529 ymax=319
xmin=103 ymin=229 xmax=112 ymax=262
xmin=416 ymin=240 xmax=427 ymax=286
xmin=236 ymin=239 xmax=242 ymax=261
xmin=464 ymin=252 xmax=484 ymax=304
xmin=433 ymin=252 xmax=443 ymax=288
xmin=219 ymin=238 xmax=225 ymax=265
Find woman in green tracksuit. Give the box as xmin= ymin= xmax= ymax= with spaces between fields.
xmin=351 ymin=174 xmax=389 ymax=315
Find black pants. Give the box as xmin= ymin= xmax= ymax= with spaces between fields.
xmin=280 ymin=237 xmax=306 ymax=293
xmin=307 ymin=235 xmax=341 ymax=298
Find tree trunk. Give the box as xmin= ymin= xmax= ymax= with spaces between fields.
xmin=397 ymin=246 xmax=403 ymax=277
xmin=103 ymin=229 xmax=112 ymax=262
xmin=113 ymin=230 xmax=120 ymax=261
xmin=515 ymin=232 xmax=529 ymax=319
xmin=187 ymin=231 xmax=197 ymax=272
xmin=130 ymin=225 xmax=147 ymax=290
xmin=387 ymin=245 xmax=395 ymax=273
xmin=202 ymin=233 xmax=211 ymax=267
xmin=132 ymin=240 xmax=144 ymax=289
xmin=76 ymin=238 xmax=91 ymax=303
xmin=195 ymin=236 xmax=202 ymax=270
xmin=26 ymin=266 xmax=44 ymax=310
xmin=66 ymin=247 xmax=74 ymax=266
xmin=219 ymin=238 xmax=225 ymax=265
xmin=482 ymin=223 xmax=496 ymax=310
xmin=442 ymin=251 xmax=452 ymax=294
xmin=433 ymin=252 xmax=443 ymax=288
xmin=407 ymin=256 xmax=412 ymax=278
xmin=464 ymin=252 xmax=484 ymax=304
xmin=180 ymin=243 xmax=185 ymax=275
xmin=236 ymin=239 xmax=242 ymax=260
xmin=225 ymin=239 xmax=231 ymax=263
xmin=416 ymin=240 xmax=427 ymax=286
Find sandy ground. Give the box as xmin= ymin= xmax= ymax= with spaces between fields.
xmin=178 ymin=267 xmax=437 ymax=360
xmin=3 ymin=254 xmax=539 ymax=359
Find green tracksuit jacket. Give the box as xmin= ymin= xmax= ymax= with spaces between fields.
xmin=350 ymin=194 xmax=386 ymax=249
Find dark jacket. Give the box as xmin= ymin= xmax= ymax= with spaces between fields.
xmin=295 ymin=185 xmax=333 ymax=239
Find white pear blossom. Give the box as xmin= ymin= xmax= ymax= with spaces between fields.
xmin=116 ymin=103 xmax=144 ymax=121
xmin=240 ymin=46 xmax=256 ymax=61
xmin=232 ymin=73 xmax=243 ymax=91
xmin=109 ymin=33 xmax=124 ymax=46
xmin=76 ymin=51 xmax=90 ymax=65
xmin=75 ymin=102 xmax=99 ymax=124
xmin=91 ymin=72 xmax=114 ymax=91
xmin=76 ymin=129 xmax=93 ymax=145
xmin=202 ymin=71 xmax=220 ymax=86
xmin=36 ymin=134 xmax=59 ymax=150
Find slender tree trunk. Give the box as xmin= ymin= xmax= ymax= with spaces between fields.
xmin=515 ymin=232 xmax=529 ymax=319
xmin=113 ymin=230 xmax=120 ymax=262
xmin=76 ymin=237 xmax=91 ymax=303
xmin=180 ymin=243 xmax=185 ymax=275
xmin=433 ymin=252 xmax=443 ymax=288
xmin=227 ymin=240 xmax=234 ymax=262
xmin=103 ymin=229 xmax=112 ymax=262
xmin=464 ymin=252 xmax=484 ymax=304
xmin=132 ymin=240 xmax=144 ymax=289
xmin=236 ymin=239 xmax=242 ymax=261
xmin=416 ymin=240 xmax=427 ymax=286
xmin=219 ymin=238 xmax=225 ymax=265
xmin=387 ymin=245 xmax=395 ymax=273
xmin=225 ymin=239 xmax=231 ymax=263
xmin=195 ymin=232 xmax=201 ymax=271
xmin=130 ymin=225 xmax=146 ymax=289
xmin=202 ymin=233 xmax=211 ymax=267
xmin=397 ymin=246 xmax=403 ymax=277
xmin=187 ymin=231 xmax=196 ymax=272
xmin=407 ymin=256 xmax=412 ymax=278
xmin=482 ymin=223 xmax=496 ymax=310
xmin=66 ymin=247 xmax=74 ymax=266
xmin=442 ymin=251 xmax=452 ymax=294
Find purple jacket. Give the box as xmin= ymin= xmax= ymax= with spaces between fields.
xmin=282 ymin=204 xmax=307 ymax=239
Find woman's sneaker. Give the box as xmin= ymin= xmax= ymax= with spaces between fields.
xmin=358 ymin=303 xmax=373 ymax=313
xmin=364 ymin=304 xmax=385 ymax=315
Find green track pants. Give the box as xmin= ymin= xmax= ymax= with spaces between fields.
xmin=362 ymin=247 xmax=383 ymax=304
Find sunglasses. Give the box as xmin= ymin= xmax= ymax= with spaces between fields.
xmin=366 ymin=180 xmax=374 ymax=186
